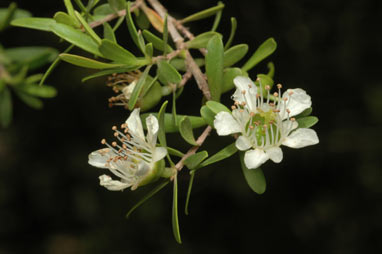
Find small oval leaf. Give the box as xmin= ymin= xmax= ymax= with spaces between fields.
xmin=296 ymin=116 xmax=318 ymax=129
xmin=157 ymin=60 xmax=182 ymax=85
xmin=186 ymin=31 xmax=222 ymax=49
xmin=179 ymin=116 xmax=198 ymax=146
xmin=224 ymin=44 xmax=248 ymax=67
xmin=242 ymin=37 xmax=277 ymax=72
xmin=59 ymin=53 xmax=123 ymax=69
xmin=181 ymin=3 xmax=225 ymax=23
xmin=184 ymin=151 xmax=208 ymax=170
xmin=206 ymin=35 xmax=224 ymax=101
xmin=239 ymin=152 xmax=266 ymax=194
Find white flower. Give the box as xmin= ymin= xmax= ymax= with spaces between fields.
xmin=88 ymin=108 xmax=167 ymax=191
xmin=214 ymin=76 xmax=319 ymax=169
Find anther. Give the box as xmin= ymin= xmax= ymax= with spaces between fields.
xmin=265 ymin=85 xmax=270 ymax=90
xmin=250 ymin=112 xmax=255 ymax=117
xmin=288 ymin=91 xmax=294 ymax=96
xmin=114 ymin=132 xmax=118 ymax=137
xmin=286 ymin=109 xmax=291 ymax=114
xmin=101 ymin=139 xmax=106 ymax=145
xmin=231 ymin=105 xmax=237 ymax=110
xmin=249 ymin=125 xmax=254 ymax=129
xmin=241 ymin=90 xmax=246 ymax=95
xmin=290 ymin=117 xmax=296 ymax=121
xmin=112 ymin=126 xmax=117 ymax=131
xmin=112 ymin=141 xmax=117 ymax=147
xmin=241 ymin=102 xmax=246 ymax=106
xmin=256 ymin=77 xmax=260 ymax=81
xmin=277 ymin=83 xmax=282 ymax=89
xmin=273 ymin=92 xmax=279 ymax=97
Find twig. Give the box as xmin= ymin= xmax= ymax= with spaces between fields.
xmin=179 ymin=70 xmax=192 ymax=88
xmin=147 ymin=0 xmax=210 ymax=99
xmin=88 ymin=0 xmax=142 ymax=29
xmin=175 ymin=126 xmax=212 ymax=171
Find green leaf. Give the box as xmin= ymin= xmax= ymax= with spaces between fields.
xmin=108 ymin=0 xmax=126 ymax=12
xmin=184 ymin=151 xmax=209 ymax=170
xmin=11 ymin=17 xmax=56 ymax=32
xmin=185 ymin=171 xmax=195 ymax=215
xmin=211 ymin=1 xmax=223 ymax=32
xmin=256 ymin=73 xmax=274 ymax=93
xmin=197 ymin=143 xmax=238 ymax=169
xmin=81 ymin=66 xmax=137 ymax=82
xmin=39 ymin=44 xmax=74 ymax=86
xmin=167 ymin=147 xmax=184 ymax=157
xmin=142 ymin=30 xmax=173 ymax=52
xmin=224 ymin=44 xmax=248 ymax=67
xmin=15 ymin=91 xmax=43 ymax=109
xmin=128 ymin=65 xmax=151 ymax=110
xmin=74 ymin=11 xmax=102 ymax=44
xmin=200 ymin=105 xmax=215 ymax=127
xmin=21 ymin=84 xmax=57 ymax=98
xmin=157 ymin=60 xmax=182 ymax=85
xmin=4 ymin=47 xmax=58 ymax=71
xmin=206 ymin=101 xmax=230 ymax=115
xmin=63 ymin=0 xmax=78 ymax=19
xmin=98 ymin=39 xmax=138 ymax=65
xmin=73 ymin=0 xmax=89 ymax=16
xmin=172 ymin=175 xmax=182 ymax=244
xmin=141 ymin=113 xmax=206 ymax=133
xmin=93 ymin=3 xmax=114 ymax=16
xmin=171 ymin=89 xmax=178 ymax=126
xmin=296 ymin=116 xmax=318 ymax=128
xmin=186 ymin=31 xmax=221 ymax=49
xmin=224 ymin=17 xmax=237 ymax=50
xmin=267 ymin=62 xmax=275 ymax=78
xmin=59 ymin=53 xmax=123 ymax=69
xmin=54 ymin=11 xmax=80 ymax=28
xmin=103 ymin=22 xmax=117 ymax=43
xmin=170 ymin=58 xmax=204 ymax=72
xmin=162 ymin=14 xmax=169 ymax=55
xmin=0 ymin=5 xmax=31 ymax=24
xmin=126 ymin=180 xmax=169 ymax=219
xmin=242 ymin=38 xmax=277 ymax=72
xmin=295 ymin=107 xmax=312 ymax=118
xmin=206 ymin=35 xmax=224 ymax=101
xmin=239 ymin=152 xmax=266 ymax=194
xmin=0 ymin=2 xmax=17 ymax=31
xmin=181 ymin=3 xmax=225 ymax=23
xmin=179 ymin=116 xmax=198 ymax=146
xmin=0 ymin=87 xmax=12 ymax=127
xmin=50 ymin=22 xmax=102 ymax=56
xmin=145 ymin=43 xmax=153 ymax=58
xmin=157 ymin=101 xmax=168 ymax=147
xmin=135 ymin=9 xmax=150 ymax=30
xmin=126 ymin=1 xmax=145 ymax=53
xmin=222 ymin=67 xmax=243 ymax=93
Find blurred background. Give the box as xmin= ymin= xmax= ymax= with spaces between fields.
xmin=0 ymin=0 xmax=381 ymax=253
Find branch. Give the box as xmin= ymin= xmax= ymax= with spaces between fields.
xmin=175 ymin=126 xmax=212 ymax=171
xmin=147 ymin=0 xmax=211 ymax=100
xmin=88 ymin=0 xmax=142 ymax=29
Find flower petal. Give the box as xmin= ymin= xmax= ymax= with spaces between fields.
xmin=244 ymin=149 xmax=269 ymax=169
xmin=281 ymin=88 xmax=312 ymax=118
xmin=99 ymin=174 xmax=131 ymax=191
xmin=235 ymin=135 xmax=252 ymax=151
xmin=232 ymin=76 xmax=257 ymax=111
xmin=214 ymin=111 xmax=242 ymax=135
xmin=282 ymin=128 xmax=319 ymax=148
xmin=266 ymin=146 xmax=283 ymax=163
xmin=146 ymin=114 xmax=159 ymax=146
xmin=88 ymin=148 xmax=115 ymax=168
xmin=152 ymin=146 xmax=167 ymax=162
xmin=126 ymin=108 xmax=145 ymax=140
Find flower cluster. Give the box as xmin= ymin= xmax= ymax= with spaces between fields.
xmin=214 ymin=76 xmax=319 ymax=169
xmin=88 ymin=109 xmax=167 ymax=191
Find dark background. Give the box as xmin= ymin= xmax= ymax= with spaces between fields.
xmin=0 ymin=0 xmax=381 ymax=253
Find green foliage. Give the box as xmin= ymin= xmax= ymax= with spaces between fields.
xmin=0 ymin=86 xmax=12 ymax=127
xmin=141 ymin=113 xmax=206 ymax=133
xmin=224 ymin=44 xmax=248 ymax=68
xmin=197 ymin=143 xmax=238 ymax=169
xmin=128 ymin=65 xmax=151 ymax=110
xmin=157 ymin=60 xmax=182 ymax=85
xmin=184 ymin=151 xmax=208 ymax=170
xmin=172 ymin=176 xmax=182 ymax=244
xmin=59 ymin=53 xmax=123 ymax=69
xmin=296 ymin=116 xmax=319 ymax=128
xmin=242 ymin=38 xmax=277 ymax=72
xmin=11 ymin=17 xmax=55 ymax=32
xmin=99 ymin=39 xmax=138 ymax=65
xmin=181 ymin=3 xmax=225 ymax=23
xmin=239 ymin=152 xmax=266 ymax=194
xmin=206 ymin=35 xmax=224 ymax=101
xmin=224 ymin=17 xmax=237 ymax=50
xmin=179 ymin=116 xmax=198 ymax=146
xmin=186 ymin=31 xmax=221 ymax=49
xmin=222 ymin=67 xmax=243 ymax=93
xmin=142 ymin=29 xmax=173 ymax=52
